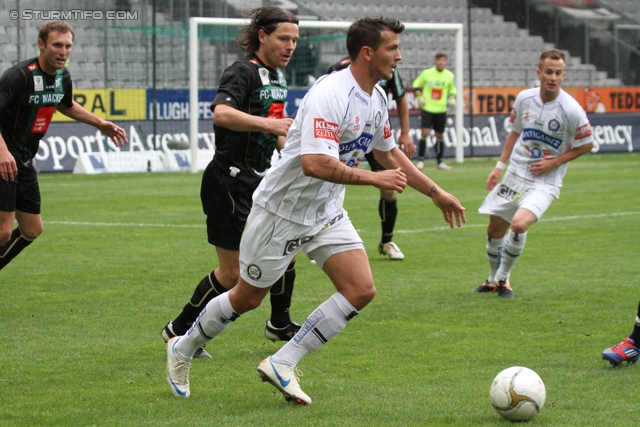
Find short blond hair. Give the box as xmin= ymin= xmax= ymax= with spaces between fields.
xmin=538 ymin=49 xmax=565 ymax=69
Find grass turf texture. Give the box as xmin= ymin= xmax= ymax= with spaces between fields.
xmin=0 ymin=153 xmax=638 ymax=426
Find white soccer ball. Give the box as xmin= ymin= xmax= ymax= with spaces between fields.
xmin=489 ymin=366 xmax=546 ymax=421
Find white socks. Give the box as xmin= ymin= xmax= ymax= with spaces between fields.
xmin=486 ymin=236 xmax=505 ymax=284
xmin=496 ymin=230 xmax=527 ymax=282
xmin=272 ymin=292 xmax=358 ymax=366
xmin=174 ymin=292 xmax=238 ymax=360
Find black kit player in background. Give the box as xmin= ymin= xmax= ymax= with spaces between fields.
xmin=161 ymin=7 xmax=301 ymax=355
xmin=326 ymin=57 xmax=415 ymax=261
xmin=0 ymin=20 xmax=128 ymax=272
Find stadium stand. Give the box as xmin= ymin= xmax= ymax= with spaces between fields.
xmin=0 ymin=0 xmax=628 ymax=88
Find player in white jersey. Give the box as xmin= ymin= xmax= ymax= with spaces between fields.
xmin=474 ymin=49 xmax=594 ymax=299
xmin=166 ymin=16 xmax=466 ymax=403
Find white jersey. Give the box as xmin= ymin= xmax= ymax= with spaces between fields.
xmin=252 ymin=67 xmax=396 ymax=226
xmin=507 ymin=87 xmax=593 ymax=188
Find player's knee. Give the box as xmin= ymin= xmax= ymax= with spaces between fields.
xmin=510 ymin=223 xmax=529 ymax=235
xmin=217 ymin=268 xmax=240 ymax=288
xmin=380 ymin=189 xmax=396 ymax=201
xmin=21 ymin=224 xmax=43 ymax=240
xmin=0 ymin=228 xmax=12 ymax=245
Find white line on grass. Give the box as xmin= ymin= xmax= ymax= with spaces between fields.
xmin=44 ymin=211 xmax=640 ymax=233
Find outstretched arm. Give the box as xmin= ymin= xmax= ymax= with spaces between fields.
xmin=374 ymin=147 xmax=466 ymax=228
xmin=56 ymin=101 xmax=128 ymax=147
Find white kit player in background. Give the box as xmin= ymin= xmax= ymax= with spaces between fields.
xmin=166 ymin=16 xmax=466 ymax=404
xmin=474 ymin=48 xmax=594 ymax=299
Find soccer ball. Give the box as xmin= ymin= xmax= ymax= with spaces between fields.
xmin=489 ymin=366 xmax=546 ymax=421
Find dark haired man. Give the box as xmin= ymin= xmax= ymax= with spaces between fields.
xmin=161 ymin=6 xmax=301 ymax=358
xmin=166 ymin=16 xmax=466 ymax=404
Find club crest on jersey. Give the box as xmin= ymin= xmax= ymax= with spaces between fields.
xmin=522 ymin=128 xmax=562 ymax=149
xmin=548 ymin=119 xmax=560 ymax=132
xmin=258 ymin=68 xmax=270 ymax=86
xmin=33 ymin=75 xmax=44 ymax=91
xmin=374 ymin=111 xmax=382 ymax=128
xmin=314 ymin=118 xmax=339 ymax=142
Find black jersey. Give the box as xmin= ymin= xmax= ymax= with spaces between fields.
xmin=210 ymin=53 xmax=288 ymax=185
xmin=326 ymin=57 xmax=405 ymax=100
xmin=0 ymin=58 xmax=73 ymax=165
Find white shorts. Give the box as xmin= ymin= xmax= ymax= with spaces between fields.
xmin=478 ymin=173 xmax=559 ymax=223
xmin=239 ymin=204 xmax=364 ymax=288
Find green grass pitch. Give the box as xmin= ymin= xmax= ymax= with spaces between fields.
xmin=0 ymin=153 xmax=638 ymax=426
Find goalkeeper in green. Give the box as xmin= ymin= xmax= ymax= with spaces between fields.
xmin=412 ymin=52 xmax=456 ymax=170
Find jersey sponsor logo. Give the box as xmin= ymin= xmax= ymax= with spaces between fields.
xmin=383 ymin=119 xmax=392 ymax=139
xmin=509 ymin=108 xmax=517 ymax=123
xmin=314 ymin=118 xmax=339 ymax=142
xmin=293 ymin=309 xmax=326 ymax=345
xmin=521 ymin=128 xmax=563 ymax=150
xmin=339 ymin=132 xmax=373 ymax=167
xmin=548 ymin=119 xmax=560 ymax=132
xmin=266 ymin=102 xmax=285 ymax=120
xmin=249 ymin=59 xmax=259 ymax=65
xmin=31 ymin=106 xmax=56 ymax=133
xmin=33 ymin=75 xmax=44 ymax=91
xmin=258 ymin=68 xmax=270 ymax=86
xmin=28 ymin=63 xmax=37 ymax=71
xmin=353 ymin=116 xmax=360 ymax=132
xmin=355 ymin=92 xmax=369 ymax=106
xmin=259 ymin=87 xmax=288 ymax=101
xmin=283 ymin=235 xmax=315 ymax=255
xmin=55 ymin=77 xmax=62 ymax=90
xmin=575 ymin=122 xmax=593 ymax=140
xmin=431 ymin=88 xmax=443 ymax=100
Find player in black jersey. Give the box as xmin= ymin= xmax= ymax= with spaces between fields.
xmin=327 ymin=57 xmax=415 ymax=260
xmin=161 ymin=7 xmax=301 ymax=358
xmin=0 ymin=21 xmax=127 ymax=272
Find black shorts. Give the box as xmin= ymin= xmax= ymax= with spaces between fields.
xmin=420 ymin=111 xmax=447 ymax=133
xmin=200 ymin=161 xmax=256 ymax=250
xmin=365 ymin=151 xmax=386 ymax=172
xmin=0 ymin=164 xmax=41 ymax=214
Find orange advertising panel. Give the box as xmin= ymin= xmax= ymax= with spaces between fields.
xmin=395 ymin=87 xmax=640 ymax=116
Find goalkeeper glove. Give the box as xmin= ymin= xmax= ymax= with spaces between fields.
xmin=417 ymin=96 xmax=425 ymax=108
xmin=447 ymin=97 xmax=456 ymax=108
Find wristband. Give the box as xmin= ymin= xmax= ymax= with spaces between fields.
xmin=495 ymin=161 xmax=506 ymax=170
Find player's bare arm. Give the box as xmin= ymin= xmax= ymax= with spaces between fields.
xmin=300 ymin=153 xmax=407 ymax=192
xmin=56 ymin=101 xmax=128 ymax=146
xmin=214 ymin=104 xmax=293 ymax=136
xmin=529 ymin=142 xmax=593 ymax=177
xmin=374 ymin=147 xmax=465 ymax=227
xmin=0 ymin=135 xmax=18 ymax=181
xmin=487 ymin=130 xmax=520 ymax=190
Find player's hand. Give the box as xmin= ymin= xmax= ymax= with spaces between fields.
xmin=374 ymin=167 xmax=407 ymax=192
xmin=529 ymin=159 xmax=556 ymax=177
xmin=486 ymin=168 xmax=502 ymax=190
xmin=447 ymin=97 xmax=456 ymax=108
xmin=398 ymin=133 xmax=416 ymax=159
xmin=417 ymin=96 xmax=426 ymax=108
xmin=99 ymin=121 xmax=128 ymax=147
xmin=0 ymin=146 xmax=18 ymax=181
xmin=430 ymin=188 xmax=466 ymax=228
xmin=267 ymin=118 xmax=294 ymax=137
